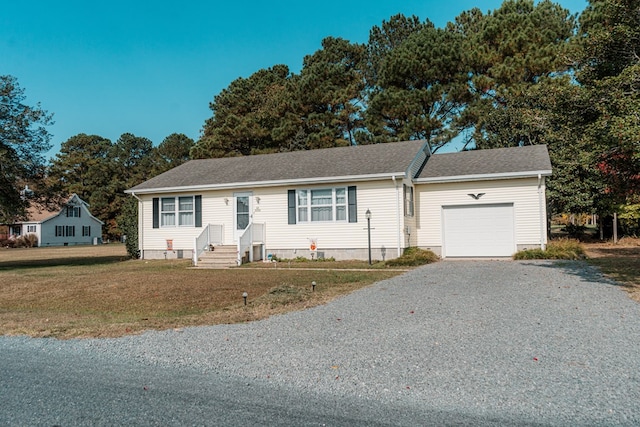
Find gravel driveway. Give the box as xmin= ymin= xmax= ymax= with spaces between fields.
xmin=3 ymin=260 xmax=640 ymax=425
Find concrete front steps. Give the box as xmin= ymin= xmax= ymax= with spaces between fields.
xmin=196 ymin=245 xmax=238 ymax=268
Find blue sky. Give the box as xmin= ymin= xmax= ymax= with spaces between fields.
xmin=2 ymin=0 xmax=588 ymax=158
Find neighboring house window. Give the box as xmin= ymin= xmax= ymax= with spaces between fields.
xmin=66 ymin=206 xmax=81 ymax=217
xmin=292 ymin=187 xmax=352 ymax=223
xmin=403 ymin=184 xmax=414 ymax=217
xmin=82 ymin=226 xmax=91 ymax=236
xmin=55 ymin=225 xmax=75 ymax=237
xmin=27 ymin=225 xmax=36 ymax=233
xmin=155 ymin=196 xmax=201 ymax=228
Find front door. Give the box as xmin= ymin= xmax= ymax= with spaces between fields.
xmin=234 ymin=192 xmax=252 ymax=241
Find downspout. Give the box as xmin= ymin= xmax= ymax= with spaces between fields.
xmin=537 ymin=174 xmax=546 ymax=250
xmin=392 ymin=176 xmax=402 ymax=257
xmin=131 ymin=192 xmax=144 ymax=259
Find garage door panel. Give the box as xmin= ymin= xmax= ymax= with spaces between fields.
xmin=443 ymin=204 xmax=515 ymax=257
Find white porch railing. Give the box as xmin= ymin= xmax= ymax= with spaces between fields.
xmin=193 ymin=224 xmax=224 ymax=266
xmin=237 ymin=222 xmax=266 ymax=266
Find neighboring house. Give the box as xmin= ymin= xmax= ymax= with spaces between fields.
xmin=125 ymin=141 xmax=552 ymax=263
xmin=7 ymin=194 xmax=104 ymax=247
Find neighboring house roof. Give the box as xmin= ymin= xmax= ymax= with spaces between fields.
xmin=24 ymin=205 xmax=59 ymax=222
xmin=12 ymin=194 xmax=104 ymax=225
xmin=415 ymin=145 xmax=552 ymax=183
xmin=127 ymin=140 xmax=430 ymax=194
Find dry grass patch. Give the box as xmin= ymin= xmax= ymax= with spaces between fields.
xmin=584 ymin=237 xmax=640 ymax=303
xmin=0 ymin=245 xmax=401 ymax=339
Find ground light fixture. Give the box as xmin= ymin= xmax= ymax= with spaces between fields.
xmin=365 ymin=209 xmax=372 ymax=265
xmin=242 ymin=292 xmax=248 ymax=305
xmin=312 ymin=281 xmax=316 ymax=292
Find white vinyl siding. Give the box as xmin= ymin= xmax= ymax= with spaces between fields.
xmin=137 ymin=179 xmax=407 ymax=257
xmin=416 ymin=177 xmax=547 ymax=255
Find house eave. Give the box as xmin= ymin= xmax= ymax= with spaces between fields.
xmin=126 ymin=172 xmax=408 ymax=195
xmin=414 ymin=170 xmax=552 ymax=184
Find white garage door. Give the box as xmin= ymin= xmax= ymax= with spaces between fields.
xmin=443 ymin=204 xmax=515 ymax=257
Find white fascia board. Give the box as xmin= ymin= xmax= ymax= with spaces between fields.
xmin=125 ymin=172 xmax=407 ymax=195
xmin=414 ymin=170 xmax=552 ymax=184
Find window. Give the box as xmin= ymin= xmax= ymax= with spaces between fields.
xmin=55 ymin=225 xmax=75 ymax=237
xmin=179 ymin=197 xmax=194 ymax=226
xmin=161 ymin=198 xmax=175 ymax=226
xmin=160 ymin=196 xmax=194 ymax=227
xmin=27 ymin=225 xmax=36 ymax=233
xmin=153 ymin=196 xmax=201 ymax=229
xmin=82 ymin=226 xmax=91 ymax=236
xmin=66 ymin=206 xmax=81 ymax=217
xmin=296 ymin=188 xmax=347 ymax=223
xmin=403 ymin=184 xmax=414 ymax=217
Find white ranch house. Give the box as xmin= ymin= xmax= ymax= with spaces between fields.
xmin=126 ymin=141 xmax=552 ymax=265
xmin=7 ymin=194 xmax=104 ymax=247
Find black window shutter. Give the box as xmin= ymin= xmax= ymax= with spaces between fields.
xmin=195 ymin=195 xmax=202 ymax=227
xmin=78 ymin=207 xmax=81 ymax=218
xmin=348 ymin=186 xmax=357 ymax=223
xmin=152 ymin=198 xmax=159 ymax=229
xmin=288 ymin=190 xmax=296 ymax=224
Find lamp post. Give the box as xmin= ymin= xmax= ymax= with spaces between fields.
xmin=365 ymin=209 xmax=372 ymax=265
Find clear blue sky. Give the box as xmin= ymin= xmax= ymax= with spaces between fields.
xmin=2 ymin=0 xmax=587 ymax=158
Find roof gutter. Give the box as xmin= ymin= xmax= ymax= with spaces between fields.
xmin=392 ymin=175 xmax=402 ymax=258
xmin=125 ymin=172 xmax=408 ymax=195
xmin=414 ymin=170 xmax=552 ymax=184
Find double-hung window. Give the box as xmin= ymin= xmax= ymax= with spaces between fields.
xmin=161 ymin=198 xmax=176 ymax=226
xmin=296 ymin=188 xmax=347 ymax=223
xmin=178 ymin=197 xmax=194 ymax=226
xmin=160 ymin=196 xmax=195 ymax=227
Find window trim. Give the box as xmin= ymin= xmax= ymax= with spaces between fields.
xmin=295 ymin=187 xmax=348 ymax=223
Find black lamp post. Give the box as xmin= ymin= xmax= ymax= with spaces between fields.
xmin=365 ymin=209 xmax=372 ymax=265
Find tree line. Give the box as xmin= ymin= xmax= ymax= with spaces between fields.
xmin=1 ymin=0 xmax=639 ymax=246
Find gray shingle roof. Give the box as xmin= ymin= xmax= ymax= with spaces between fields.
xmin=128 ymin=140 xmax=428 ymax=193
xmin=416 ymin=145 xmax=552 ymax=182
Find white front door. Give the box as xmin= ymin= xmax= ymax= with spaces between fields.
xmin=233 ymin=192 xmax=252 ymax=241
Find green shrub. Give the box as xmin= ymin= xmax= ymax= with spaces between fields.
xmin=386 ymin=247 xmax=439 ymax=267
xmin=514 ymin=239 xmax=586 ymax=260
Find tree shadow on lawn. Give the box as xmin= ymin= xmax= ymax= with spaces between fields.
xmin=0 ymin=255 xmax=127 ymax=270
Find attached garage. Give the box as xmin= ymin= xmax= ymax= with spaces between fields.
xmin=442 ymin=203 xmax=515 ymax=257
xmin=414 ymin=145 xmax=553 ymax=259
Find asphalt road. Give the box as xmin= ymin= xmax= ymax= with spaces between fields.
xmin=1 ymin=344 xmax=525 ymax=426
